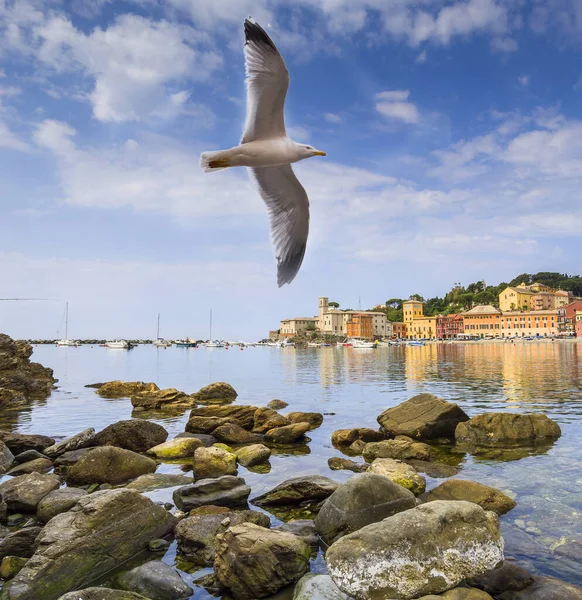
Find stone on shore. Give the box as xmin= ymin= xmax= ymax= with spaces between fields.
xmin=175 ymin=432 xmax=216 ymax=446
xmin=185 ymin=417 xmax=234 ymax=434
xmin=57 ymin=589 xmax=150 ymax=600
xmin=368 ymin=458 xmax=426 ymax=495
xmin=363 ymin=438 xmax=432 ymax=462
xmin=175 ymin=510 xmax=270 ymax=566
xmin=252 ymin=475 xmax=338 ymax=508
xmin=0 ymin=527 xmax=42 ymax=559
xmin=0 ymin=556 xmax=28 ymax=580
xmin=267 ymin=399 xmax=288 ymax=410
xmin=272 ymin=520 xmax=318 ymax=548
xmin=191 ymin=382 xmax=238 ymax=405
xmin=286 ymin=412 xmax=323 ymax=430
xmin=214 ymin=523 xmax=310 ymax=599
xmin=378 ymin=394 xmax=469 ymax=440
xmin=422 ymin=479 xmax=517 ymax=515
xmin=43 ymin=429 xmax=96 ymax=458
xmin=146 ymin=437 xmax=202 ymax=459
xmin=0 ymin=390 xmax=27 ymax=407
xmin=53 ymin=448 xmax=95 ymax=471
xmin=7 ymin=458 xmax=53 ymax=476
xmin=455 ymin=413 xmax=561 ymax=447
xmin=0 ymin=432 xmax=54 ymax=455
xmin=130 ymin=388 xmax=192 ymax=411
xmin=331 ymin=428 xmax=386 ymax=447
xmin=173 ymin=475 xmax=251 ymax=511
xmin=294 ymin=574 xmax=353 ymax=600
xmin=126 ymin=473 xmax=193 ymax=493
xmin=326 ymin=500 xmax=504 ymax=600
xmin=0 ymin=442 xmax=14 ymax=475
xmin=96 ymin=381 xmax=159 ymax=398
xmin=235 ymin=444 xmax=271 ymax=467
xmin=0 ymin=473 xmax=60 ymax=512
xmin=440 ymin=590 xmax=494 ymax=600
xmin=188 ymin=405 xmax=258 ymax=431
xmin=37 ymin=488 xmax=88 ymax=523
xmin=94 ymin=420 xmax=168 ymax=453
xmin=328 ymin=457 xmax=368 ymax=473
xmin=467 ymin=560 xmax=534 ymax=595
xmin=252 ymin=408 xmax=289 ymax=433
xmin=408 ymin=459 xmax=460 ymax=478
xmin=65 ymin=446 xmax=156 ymax=485
xmin=193 ymin=446 xmax=237 ymax=480
xmin=264 ymin=422 xmax=310 ymax=445
xmin=498 ymin=576 xmax=582 ymax=599
xmin=2 ymin=489 xmax=176 ymax=600
xmin=315 ymin=472 xmax=417 ymax=545
xmin=117 ymin=560 xmax=192 ymax=600
xmin=212 ymin=423 xmax=262 ymax=445
xmin=12 ymin=450 xmax=46 ymax=465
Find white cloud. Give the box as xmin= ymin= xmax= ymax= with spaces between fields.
xmin=490 ymin=36 xmax=518 ymax=52
xmin=323 ymin=112 xmax=342 ymax=124
xmin=0 ymin=121 xmax=30 ymax=152
xmin=287 ymin=125 xmax=310 ymax=141
xmin=415 ymin=50 xmax=427 ymax=63
xmin=518 ymin=75 xmax=529 ymax=86
xmin=375 ymin=90 xmax=420 ymax=124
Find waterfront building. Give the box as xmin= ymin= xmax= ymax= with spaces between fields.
xmin=391 ymin=322 xmax=407 ymax=339
xmin=499 ymin=310 xmax=558 ymax=337
xmin=346 ymin=313 xmax=373 ymax=338
xmin=436 ymin=314 xmax=464 ymax=339
xmin=499 ymin=286 xmax=535 ymax=312
xmin=318 ymin=297 xmax=389 ymax=338
xmin=461 ymin=305 xmax=502 ymax=337
xmin=576 ymin=315 xmax=582 ymax=338
xmin=403 ymin=300 xmax=437 ymax=339
xmin=280 ymin=317 xmax=318 ymax=337
xmin=531 ymin=292 xmax=556 ymax=311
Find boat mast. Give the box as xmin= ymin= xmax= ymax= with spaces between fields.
xmin=157 ymin=313 xmax=160 ymax=339
xmin=209 ymin=309 xmax=212 ymax=341
xmin=65 ymin=302 xmax=68 ymax=340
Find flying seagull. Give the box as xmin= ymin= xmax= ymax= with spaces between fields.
xmin=200 ymin=18 xmax=326 ymax=287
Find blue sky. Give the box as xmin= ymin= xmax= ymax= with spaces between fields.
xmin=0 ymin=0 xmax=581 ymax=340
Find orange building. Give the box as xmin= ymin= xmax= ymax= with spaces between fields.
xmin=391 ymin=322 xmax=407 ymax=339
xmin=346 ymin=313 xmax=373 ymax=339
xmin=462 ymin=305 xmax=502 ymax=337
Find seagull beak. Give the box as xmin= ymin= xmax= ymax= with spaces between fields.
xmin=314 ymin=150 xmax=326 ymax=156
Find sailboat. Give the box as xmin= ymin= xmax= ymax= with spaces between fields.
xmin=153 ymin=313 xmax=171 ymax=347
xmin=56 ymin=302 xmax=79 ymax=347
xmin=206 ymin=309 xmax=224 ymax=348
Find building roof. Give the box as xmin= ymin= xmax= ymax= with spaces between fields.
xmin=501 ymin=310 xmax=558 ymax=316
xmin=504 ymin=286 xmax=535 ymax=296
xmin=463 ymin=305 xmax=502 ymax=315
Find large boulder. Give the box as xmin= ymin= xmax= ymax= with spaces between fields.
xmin=314 ymin=472 xmax=417 ymax=545
xmin=0 ymin=442 xmax=14 ymax=474
xmin=422 ymin=479 xmax=516 ymax=515
xmin=126 ymin=474 xmax=193 ymax=493
xmin=193 ymin=446 xmax=237 ymax=480
xmin=408 ymin=459 xmax=460 ymax=478
xmin=252 ymin=408 xmax=289 ymax=433
xmin=1 ymin=489 xmax=177 ymax=600
xmin=293 ymin=574 xmax=352 ymax=600
xmin=188 ymin=405 xmax=258 ymax=430
xmin=130 ymin=388 xmax=191 ymax=411
xmin=65 ymin=446 xmax=156 ymax=485
xmin=185 ymin=417 xmax=235 ymax=434
xmin=173 ymin=476 xmax=251 ymax=511
xmin=0 ymin=389 xmax=27 ymax=407
xmin=37 ymin=488 xmax=88 ymax=523
xmin=0 ymin=473 xmax=60 ymax=512
xmin=331 ymin=428 xmax=386 ymax=448
xmin=252 ymin=475 xmax=339 ymax=508
xmin=264 ymin=422 xmax=310 ymax=445
xmin=378 ymin=394 xmax=469 ymax=440
xmin=286 ymin=412 xmax=323 ymax=430
xmin=440 ymin=590 xmax=494 ymax=600
xmin=191 ymin=382 xmax=238 ymax=405
xmin=455 ymin=413 xmax=561 ymax=447
xmin=0 ymin=527 xmax=42 ymax=559
xmin=94 ymin=420 xmax=168 ymax=453
xmin=235 ymin=444 xmax=271 ymax=467
xmin=117 ymin=560 xmax=192 ymax=600
xmin=0 ymin=432 xmax=54 ymax=455
xmin=363 ymin=438 xmax=432 ymax=462
xmin=214 ymin=522 xmax=310 ymax=599
xmin=212 ymin=423 xmax=262 ymax=445
xmin=96 ymin=381 xmax=159 ymax=398
xmin=7 ymin=458 xmax=52 ymax=476
xmin=272 ymin=520 xmax=318 ymax=548
xmin=467 ymin=560 xmax=534 ymax=595
xmin=368 ymin=458 xmax=427 ymax=495
xmin=498 ymin=576 xmax=582 ymax=599
xmin=43 ymin=429 xmax=96 ymax=458
xmin=326 ymin=500 xmax=504 ymax=600
xmin=58 ymin=590 xmax=149 ymax=600
xmin=146 ymin=437 xmax=202 ymax=459
xmin=175 ymin=510 xmax=270 ymax=566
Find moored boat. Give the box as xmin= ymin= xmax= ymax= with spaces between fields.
xmin=105 ymin=340 xmax=133 ymax=349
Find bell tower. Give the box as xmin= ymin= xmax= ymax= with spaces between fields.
xmin=318 ymin=297 xmax=329 ymax=330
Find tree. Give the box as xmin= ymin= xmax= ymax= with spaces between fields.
xmin=385 ymin=298 xmax=403 ymax=309
xmin=408 ymin=294 xmax=424 ymax=302
xmin=306 ymin=322 xmax=316 ymax=331
xmin=328 ymin=301 xmax=340 ymax=308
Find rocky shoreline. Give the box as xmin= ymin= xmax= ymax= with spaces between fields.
xmin=0 ymin=335 xmax=579 ymax=600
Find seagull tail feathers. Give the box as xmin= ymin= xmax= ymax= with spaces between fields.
xmin=200 ymin=150 xmax=231 ymax=173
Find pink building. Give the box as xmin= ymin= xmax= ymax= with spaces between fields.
xmin=576 ymin=318 xmax=582 ymax=338
xmin=531 ymin=292 xmax=556 ymax=311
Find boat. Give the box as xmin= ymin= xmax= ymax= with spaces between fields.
xmin=153 ymin=313 xmax=171 ymax=347
xmin=175 ymin=338 xmax=197 ymax=348
xmin=352 ymin=339 xmax=376 ymax=348
xmin=407 ymin=340 xmax=426 ymax=346
xmin=56 ymin=302 xmax=79 ymax=347
xmin=205 ymin=309 xmax=224 ymax=347
xmin=105 ymin=340 xmax=133 ymax=349
xmin=307 ymin=341 xmax=322 ymax=348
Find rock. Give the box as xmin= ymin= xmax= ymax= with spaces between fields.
xmin=293 ymin=574 xmax=352 ymax=600
xmin=193 ymin=446 xmax=237 ymax=480
xmin=286 ymin=412 xmax=323 ymax=430
xmin=0 ymin=432 xmax=54 ymax=455
xmin=65 ymin=446 xmax=157 ymax=485
xmin=272 ymin=520 xmax=318 ymax=548
xmin=53 ymin=448 xmax=96 ymax=471
xmin=326 ymin=500 xmax=504 ymax=600
xmin=130 ymin=388 xmax=192 ymax=411
xmin=331 ymin=428 xmax=386 ymax=447
xmin=12 ymin=450 xmax=46 ymax=465
xmin=146 ymin=437 xmax=202 ymax=459
xmin=0 ymin=501 xmax=5 ymax=523
xmin=455 ymin=413 xmax=561 ymax=447
xmin=173 ymin=475 xmax=251 ymax=511
xmin=175 ymin=432 xmax=216 ymax=446
xmin=117 ymin=560 xmax=192 ymax=600
xmin=328 ymin=457 xmax=368 ymax=473
xmin=191 ymin=381 xmax=238 ymax=405
xmin=213 ymin=423 xmax=262 ymax=445
xmin=0 ymin=442 xmax=14 ymax=475
xmin=0 ymin=527 xmax=42 ymax=559
xmin=96 ymin=381 xmax=159 ymax=398
xmin=499 ymin=576 xmax=582 ymax=599
xmin=37 ymin=488 xmax=88 ymax=523
xmin=440 ymin=590 xmax=494 ymax=600
xmin=252 ymin=475 xmax=339 ymax=507
xmin=408 ymin=459 xmax=460 ymax=478
xmin=348 ymin=440 xmax=366 ymax=455
xmin=368 ymin=458 xmax=427 ymax=495
xmin=184 ymin=417 xmax=234 ymax=434
xmin=94 ymin=420 xmax=168 ymax=453
xmin=43 ymin=429 xmax=96 ymax=458
xmin=57 ymin=590 xmax=149 ymax=600
xmin=2 ymin=489 xmax=177 ymax=600
xmin=264 ymin=422 xmax=310 ymax=445
xmin=422 ymin=479 xmax=517 ymax=515
xmin=0 ymin=473 xmax=60 ymax=512
xmin=148 ymin=539 xmax=170 ymax=552
xmin=189 ymin=505 xmax=230 ymax=516
xmin=0 ymin=390 xmax=27 ymax=407
xmin=7 ymin=458 xmax=53 ymax=476
xmin=0 ymin=556 xmax=28 ymax=580
xmin=188 ymin=405 xmax=258 ymax=430
xmin=267 ymin=399 xmax=288 ymax=410
xmin=378 ymin=393 xmax=469 ymax=440
xmin=314 ymin=472 xmax=417 ymax=545
xmin=126 ymin=473 xmax=193 ymax=493
xmin=214 ymin=522 xmax=310 ymax=599
xmin=363 ymin=438 xmax=432 ymax=462
xmin=467 ymin=560 xmax=534 ymax=595
xmin=554 ymin=538 xmax=582 ymax=561
xmin=175 ymin=509 xmax=270 ymax=566
xmin=235 ymin=444 xmax=271 ymax=467
xmin=252 ymin=408 xmax=290 ymax=434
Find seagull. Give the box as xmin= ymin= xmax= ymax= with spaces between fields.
xmin=200 ymin=18 xmax=326 ymax=287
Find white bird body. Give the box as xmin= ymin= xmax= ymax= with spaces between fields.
xmin=199 ymin=18 xmax=326 ymax=287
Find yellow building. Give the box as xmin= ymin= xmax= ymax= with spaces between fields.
xmin=280 ymin=317 xmax=318 ymax=337
xmin=499 ymin=310 xmax=558 ymax=337
xmin=499 ymin=286 xmax=535 ymax=312
xmin=403 ymin=300 xmax=437 ymax=339
xmin=462 ymin=305 xmax=502 ymax=337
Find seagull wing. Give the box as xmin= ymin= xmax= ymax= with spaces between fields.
xmin=242 ymin=19 xmax=289 ymax=143
xmin=249 ymin=165 xmax=310 ymax=286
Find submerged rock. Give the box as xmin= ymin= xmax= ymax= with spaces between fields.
xmin=440 ymin=590 xmax=494 ymax=600
xmin=126 ymin=473 xmax=193 ymax=493
xmin=0 ymin=473 xmax=60 ymax=512
xmin=212 ymin=423 xmax=262 ymax=445
xmin=193 ymin=446 xmax=237 ymax=480
xmin=286 ymin=412 xmax=323 ymax=430
xmin=188 ymin=405 xmax=258 ymax=431
xmin=467 ymin=560 xmax=534 ymax=595
xmin=191 ymin=382 xmax=238 ymax=405
xmin=173 ymin=475 xmax=251 ymax=511
xmin=130 ymin=388 xmax=191 ymax=411
xmin=408 ymin=459 xmax=460 ymax=478
xmin=331 ymin=428 xmax=386 ymax=447
xmin=363 ymin=438 xmax=432 ymax=462
xmin=267 ymin=399 xmax=288 ymax=410
xmin=368 ymin=458 xmax=426 ymax=495
xmin=377 ymin=393 xmax=469 ymax=440
xmin=96 ymin=381 xmax=159 ymax=398
xmin=94 ymin=420 xmax=168 ymax=453
xmin=422 ymin=479 xmax=516 ymax=515
xmin=326 ymin=500 xmax=504 ymax=600
xmin=37 ymin=488 xmax=88 ymax=523
xmin=43 ymin=429 xmax=96 ymax=458
xmin=252 ymin=408 xmax=289 ymax=433
xmin=328 ymin=457 xmax=368 ymax=473
xmin=214 ymin=522 xmax=310 ymax=599
xmin=315 ymin=472 xmax=417 ymax=545
xmin=2 ymin=489 xmax=177 ymax=600
xmin=146 ymin=437 xmax=202 ymax=459
xmin=498 ymin=576 xmax=582 ymax=599
xmin=235 ymin=444 xmax=271 ymax=467
xmin=0 ymin=432 xmax=54 ymax=455
xmin=117 ymin=560 xmax=192 ymax=600
xmin=251 ymin=475 xmax=339 ymax=508
xmin=264 ymin=422 xmax=310 ymax=445
xmin=293 ymin=574 xmax=352 ymax=600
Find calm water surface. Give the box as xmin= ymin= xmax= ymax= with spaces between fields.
xmin=3 ymin=342 xmax=582 ymax=595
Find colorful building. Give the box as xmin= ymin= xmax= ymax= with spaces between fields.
xmin=391 ymin=322 xmax=407 ymax=339
xmin=499 ymin=286 xmax=535 ymax=312
xmin=436 ymin=314 xmax=464 ymax=339
xmin=461 ymin=305 xmax=502 ymax=337
xmin=499 ymin=310 xmax=558 ymax=337
xmin=279 ymin=317 xmax=318 ymax=337
xmin=576 ymin=314 xmax=582 ymax=338
xmin=403 ymin=300 xmax=437 ymax=339
xmin=346 ymin=313 xmax=373 ymax=339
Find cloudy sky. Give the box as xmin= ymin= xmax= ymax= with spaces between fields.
xmin=0 ymin=0 xmax=580 ymax=340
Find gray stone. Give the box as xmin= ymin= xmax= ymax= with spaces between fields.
xmin=7 ymin=458 xmax=53 ymax=476
xmin=368 ymin=458 xmax=427 ymax=495
xmin=235 ymin=444 xmax=271 ymax=467
xmin=315 ymin=472 xmax=417 ymax=545
xmin=173 ymin=475 xmax=251 ymax=511
xmin=37 ymin=488 xmax=88 ymax=523
xmin=191 ymin=381 xmax=238 ymax=405
xmin=175 ymin=432 xmax=216 ymax=447
xmin=0 ymin=432 xmax=54 ymax=455
xmin=193 ymin=446 xmax=237 ymax=480
xmin=0 ymin=441 xmax=14 ymax=475
xmin=264 ymin=422 xmax=310 ymax=445
xmin=326 ymin=500 xmax=504 ymax=600
xmin=53 ymin=449 xmax=96 ymax=471
xmin=293 ymin=574 xmax=352 ymax=600
xmin=57 ymin=590 xmax=149 ymax=600
xmin=252 ymin=475 xmax=339 ymax=507
xmin=43 ymin=429 xmax=96 ymax=458
xmin=126 ymin=474 xmax=193 ymax=493
xmin=12 ymin=451 xmax=45 ymax=466
xmin=499 ymin=576 xmax=582 ymax=600
xmin=273 ymin=520 xmax=318 ymax=548
xmin=117 ymin=560 xmax=192 ymax=600
xmin=0 ymin=527 xmax=42 ymax=559
xmin=363 ymin=438 xmax=432 ymax=462
xmin=328 ymin=457 xmax=368 ymax=473
xmin=212 ymin=423 xmax=262 ymax=445
xmin=440 ymin=590 xmax=494 ymax=600
xmin=0 ymin=473 xmax=60 ymax=512
xmin=467 ymin=560 xmax=534 ymax=595
xmin=94 ymin=420 xmax=168 ymax=453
